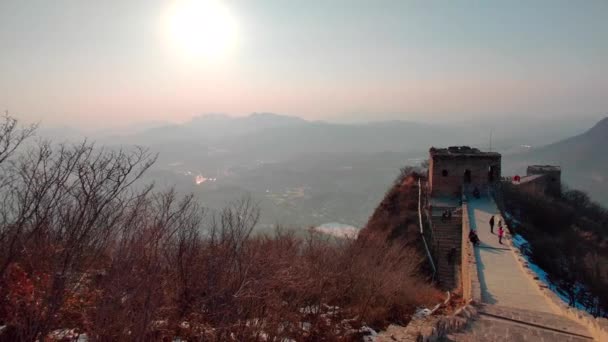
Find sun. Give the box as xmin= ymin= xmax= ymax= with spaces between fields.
xmin=163 ymin=0 xmax=237 ymax=61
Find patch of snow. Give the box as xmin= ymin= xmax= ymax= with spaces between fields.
xmin=360 ymin=326 xmax=378 ymax=342
xmin=299 ymin=306 xmax=320 ymax=315
xmin=313 ymin=223 xmax=359 ymax=239
xmin=49 ymin=329 xmax=88 ymax=341
xmin=413 ymin=307 xmax=433 ymax=319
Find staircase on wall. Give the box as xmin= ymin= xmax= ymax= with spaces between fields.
xmin=431 ymin=216 xmax=462 ymax=290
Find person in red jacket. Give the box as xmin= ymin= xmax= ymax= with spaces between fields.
xmin=498 ymin=226 xmax=504 ymax=244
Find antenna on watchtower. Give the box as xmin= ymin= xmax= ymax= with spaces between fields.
xmin=489 ymin=129 xmax=493 ymax=152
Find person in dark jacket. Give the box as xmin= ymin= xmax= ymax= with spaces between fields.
xmin=469 ymin=230 xmax=480 ymax=246
xmin=489 ymin=215 xmax=495 ymax=234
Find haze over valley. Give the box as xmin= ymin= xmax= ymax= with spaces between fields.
xmin=2 ymin=1 xmax=608 ymax=339
xmin=35 ymin=113 xmax=608 ymax=231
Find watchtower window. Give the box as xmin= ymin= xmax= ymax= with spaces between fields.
xmin=442 ymin=170 xmax=449 ymax=177
xmin=464 ymin=169 xmax=472 ymax=183
xmin=488 ymin=165 xmax=495 ymax=182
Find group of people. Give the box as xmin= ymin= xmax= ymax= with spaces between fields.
xmin=469 ymin=215 xmax=505 ymax=246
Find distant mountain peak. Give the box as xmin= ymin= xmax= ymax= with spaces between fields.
xmin=192 ymin=113 xmax=230 ymax=121
xmin=247 ymin=112 xmax=306 ymax=122
xmin=249 ymin=112 xmax=283 ymax=118
xmin=587 ymin=116 xmax=608 ymax=135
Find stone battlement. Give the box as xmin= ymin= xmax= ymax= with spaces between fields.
xmin=430 ymin=146 xmax=501 ymax=158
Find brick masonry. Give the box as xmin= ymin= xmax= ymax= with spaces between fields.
xmin=432 ymin=216 xmax=462 ymax=290
xmin=429 ymin=147 xmax=501 ymax=198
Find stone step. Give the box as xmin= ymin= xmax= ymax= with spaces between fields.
xmin=435 ymin=244 xmax=461 ymax=249
xmin=435 ymin=238 xmax=461 ymax=243
xmin=433 ymin=226 xmax=461 ymax=230
xmin=478 ymin=305 xmax=591 ymax=338
xmin=435 ymin=240 xmax=461 ymax=244
xmin=433 ymin=226 xmax=461 ymax=231
xmin=444 ymin=314 xmax=592 ymax=342
xmin=434 ymin=229 xmax=460 ymax=233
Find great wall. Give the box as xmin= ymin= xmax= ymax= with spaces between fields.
xmin=378 ymin=146 xmax=608 ymax=342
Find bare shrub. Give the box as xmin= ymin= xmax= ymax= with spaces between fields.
xmin=502 ymin=183 xmax=608 ymax=317
xmin=0 ymin=115 xmax=440 ymax=341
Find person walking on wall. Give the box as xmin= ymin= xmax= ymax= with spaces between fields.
xmin=489 ymin=215 xmax=495 ymax=234
xmin=498 ymin=226 xmax=504 ymax=245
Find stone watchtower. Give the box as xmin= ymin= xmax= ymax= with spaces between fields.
xmin=525 ymin=165 xmax=561 ymax=197
xmin=429 ymin=146 xmax=502 ymax=197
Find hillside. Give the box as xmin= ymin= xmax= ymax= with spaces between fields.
xmin=359 ymin=171 xmax=421 ymax=244
xmin=504 ymin=117 xmax=608 ymax=205
xmin=500 ymin=183 xmax=608 ymax=317
xmin=357 ymin=169 xmax=437 ymax=280
xmin=40 ymin=113 xmax=606 ymax=228
xmin=94 ymin=114 xmax=481 ymax=229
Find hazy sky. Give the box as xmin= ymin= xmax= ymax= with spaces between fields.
xmin=1 ymin=0 xmax=607 ymax=129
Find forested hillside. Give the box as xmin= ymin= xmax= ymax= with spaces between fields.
xmin=501 ymin=183 xmax=608 ymax=317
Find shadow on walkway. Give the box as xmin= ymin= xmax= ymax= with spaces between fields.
xmin=468 ymin=196 xmax=499 ymax=305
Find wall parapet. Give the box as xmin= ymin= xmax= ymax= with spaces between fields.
xmin=461 ymin=200 xmax=481 ymax=304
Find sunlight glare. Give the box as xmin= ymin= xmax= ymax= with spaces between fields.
xmin=164 ymin=0 xmax=237 ymax=62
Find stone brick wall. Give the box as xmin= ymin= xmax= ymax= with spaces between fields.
xmin=377 ymin=306 xmax=478 ymax=342
xmin=461 ymin=200 xmax=481 ymax=304
xmin=430 ymin=155 xmax=501 ymax=197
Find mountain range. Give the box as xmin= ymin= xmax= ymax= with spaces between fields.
xmin=37 ymin=113 xmax=608 ymax=228
xmin=504 ymin=117 xmax=608 ymax=204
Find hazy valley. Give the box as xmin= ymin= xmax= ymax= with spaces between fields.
xmin=39 ymin=113 xmax=608 ymax=232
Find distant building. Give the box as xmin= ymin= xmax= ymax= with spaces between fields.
xmin=428 ymin=146 xmax=502 ymax=197
xmin=514 ymin=165 xmax=561 ymax=197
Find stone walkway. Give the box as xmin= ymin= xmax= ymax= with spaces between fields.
xmin=468 ymin=197 xmax=554 ymax=313
xmin=445 ymin=197 xmax=594 ymax=341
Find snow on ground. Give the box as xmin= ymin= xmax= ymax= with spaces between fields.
xmin=313 ymin=223 xmax=359 ymax=239
xmin=360 ymin=326 xmax=378 ymax=342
